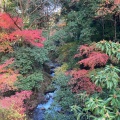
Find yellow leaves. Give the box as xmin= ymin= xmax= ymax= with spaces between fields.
xmin=0 ymin=70 xmax=19 ymax=92
xmin=105 ymin=113 xmax=110 ymax=118
xmin=0 ymin=41 xmax=13 ymax=53
xmin=57 ymin=22 xmax=66 ymax=28
xmin=95 ymin=1 xmax=117 ymax=18
xmin=0 ymin=32 xmax=13 ymax=53
xmin=55 ymin=63 xmax=68 ymax=76
xmin=0 ymin=106 xmax=26 ymax=120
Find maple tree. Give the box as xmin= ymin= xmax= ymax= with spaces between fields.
xmin=75 ymin=45 xmax=109 ymax=69
xmin=0 ymin=91 xmax=32 ymax=119
xmin=68 ymin=42 xmax=109 ymax=94
xmin=68 ymin=69 xmax=102 ymax=94
xmin=0 ymin=58 xmax=19 ymax=92
xmin=7 ymin=29 xmax=46 ymax=47
xmin=0 ymin=12 xmax=45 ymax=119
xmin=0 ymin=13 xmax=23 ymax=30
xmin=0 ymin=12 xmax=45 ymax=93
xmin=0 ymin=13 xmax=45 ymax=51
xmin=67 ymin=40 xmax=120 ymax=119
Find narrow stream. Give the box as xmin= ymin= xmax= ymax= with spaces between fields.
xmin=33 ymin=62 xmax=61 ymax=120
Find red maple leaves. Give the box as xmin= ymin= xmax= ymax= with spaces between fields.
xmin=8 ymin=29 xmax=46 ymax=47
xmin=74 ymin=44 xmax=95 ymax=57
xmin=0 ymin=91 xmax=32 ymax=115
xmin=78 ymin=52 xmax=109 ymax=69
xmin=68 ymin=69 xmax=102 ymax=94
xmin=0 ymin=12 xmax=46 ymax=92
xmin=68 ymin=44 xmax=109 ymax=94
xmin=0 ymin=13 xmax=36 ymax=118
xmin=0 ymin=13 xmax=45 ymax=48
xmin=75 ymin=45 xmax=109 ymax=69
xmin=0 ymin=13 xmax=23 ymax=29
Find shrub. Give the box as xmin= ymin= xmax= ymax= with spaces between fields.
xmin=0 ymin=58 xmax=19 ymax=92
xmin=15 ymin=72 xmax=43 ymax=90
xmin=97 ymin=40 xmax=120 ymax=60
xmin=0 ymin=91 xmax=32 ymax=120
xmin=69 ymin=41 xmax=120 ymax=120
xmin=75 ymin=44 xmax=109 ymax=69
xmin=14 ymin=47 xmax=48 ymax=74
xmin=69 ymin=69 xmax=102 ymax=94
xmin=91 ymin=65 xmax=120 ymax=90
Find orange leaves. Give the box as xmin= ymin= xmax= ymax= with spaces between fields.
xmin=95 ymin=0 xmax=118 ymax=18
xmin=0 ymin=32 xmax=13 ymax=53
xmin=0 ymin=58 xmax=14 ymax=71
xmin=0 ymin=91 xmax=32 ymax=116
xmin=0 ymin=70 xmax=19 ymax=92
xmin=0 ymin=41 xmax=13 ymax=53
xmin=78 ymin=52 xmax=109 ymax=69
xmin=0 ymin=58 xmax=19 ymax=92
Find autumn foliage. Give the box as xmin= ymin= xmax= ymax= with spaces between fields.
xmin=0 ymin=13 xmax=45 ymax=51
xmin=0 ymin=12 xmax=46 ymax=119
xmin=0 ymin=91 xmax=32 ymax=119
xmin=114 ymin=0 xmax=120 ymax=4
xmin=69 ymin=69 xmax=102 ymax=94
xmin=0 ymin=13 xmax=23 ymax=29
xmin=7 ymin=29 xmax=46 ymax=47
xmin=68 ymin=43 xmax=109 ymax=94
xmin=0 ymin=58 xmax=19 ymax=92
xmin=75 ymin=45 xmax=109 ymax=69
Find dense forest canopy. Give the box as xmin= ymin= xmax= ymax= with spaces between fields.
xmin=0 ymin=0 xmax=120 ymax=120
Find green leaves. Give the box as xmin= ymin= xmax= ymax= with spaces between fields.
xmin=89 ymin=64 xmax=120 ymax=120
xmin=106 ymin=90 xmax=120 ymax=108
xmin=91 ymin=65 xmax=120 ymax=90
xmin=71 ymin=105 xmax=82 ymax=120
xmin=84 ymin=96 xmax=116 ymax=120
xmin=97 ymin=40 xmax=120 ymax=61
xmin=15 ymin=72 xmax=43 ymax=90
xmin=14 ymin=47 xmax=48 ymax=74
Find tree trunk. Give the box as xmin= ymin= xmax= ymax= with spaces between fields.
xmin=0 ymin=0 xmax=3 ymax=13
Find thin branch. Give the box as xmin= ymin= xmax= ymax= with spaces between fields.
xmin=7 ymin=13 xmax=22 ymax=30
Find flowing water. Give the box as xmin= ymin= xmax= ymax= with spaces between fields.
xmin=33 ymin=62 xmax=61 ymax=120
